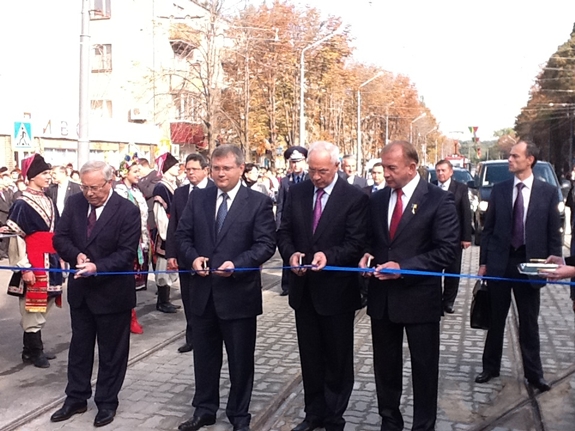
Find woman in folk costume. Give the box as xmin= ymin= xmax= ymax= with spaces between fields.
xmin=114 ymin=157 xmax=149 ymax=334
xmin=152 ymin=152 xmax=180 ymax=313
xmin=5 ymin=154 xmax=63 ymax=368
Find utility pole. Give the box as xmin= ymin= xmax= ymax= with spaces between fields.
xmin=78 ymin=0 xmax=91 ymax=167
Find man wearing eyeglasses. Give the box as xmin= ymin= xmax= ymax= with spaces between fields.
xmin=277 ymin=141 xmax=369 ymax=431
xmin=51 ymin=161 xmax=141 ymax=428
xmin=175 ymin=145 xmax=276 ymax=431
xmin=166 ymin=153 xmax=214 ymax=354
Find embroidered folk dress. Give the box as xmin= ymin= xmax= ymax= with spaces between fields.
xmin=7 ymin=188 xmax=63 ymax=314
xmin=114 ymin=182 xmax=150 ymax=290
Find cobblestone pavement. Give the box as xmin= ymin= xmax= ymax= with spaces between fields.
xmin=7 ymin=246 xmax=575 ymax=431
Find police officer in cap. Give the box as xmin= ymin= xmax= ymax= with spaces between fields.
xmin=276 ymin=146 xmax=308 ymax=296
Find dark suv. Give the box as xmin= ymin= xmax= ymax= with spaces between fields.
xmin=469 ymin=160 xmax=566 ymax=245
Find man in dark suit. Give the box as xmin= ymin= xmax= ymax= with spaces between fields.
xmin=51 ymin=161 xmax=141 ymax=428
xmin=46 ymin=165 xmax=82 ymax=216
xmin=175 ymin=145 xmax=276 ymax=431
xmin=362 ymin=162 xmax=385 ymax=196
xmin=278 ymin=141 xmax=369 ymax=431
xmin=276 ymin=146 xmax=308 ymax=296
xmin=434 ymin=159 xmax=472 ymax=313
xmin=475 ymin=140 xmax=562 ymax=392
xmin=166 ymin=153 xmax=214 ymax=354
xmin=359 ymin=141 xmax=459 ymax=431
xmin=341 ymin=154 xmax=368 ymax=189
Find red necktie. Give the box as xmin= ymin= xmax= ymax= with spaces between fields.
xmin=389 ymin=188 xmax=403 ymax=240
xmin=312 ymin=189 xmax=325 ymax=233
xmin=87 ymin=206 xmax=97 ymax=237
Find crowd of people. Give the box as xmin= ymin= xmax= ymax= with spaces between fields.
xmin=0 ymin=138 xmax=571 ymax=431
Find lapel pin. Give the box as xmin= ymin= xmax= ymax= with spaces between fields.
xmin=411 ymin=204 xmax=418 ymax=214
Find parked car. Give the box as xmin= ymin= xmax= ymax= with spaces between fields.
xmin=468 ymin=160 xmax=567 ymax=245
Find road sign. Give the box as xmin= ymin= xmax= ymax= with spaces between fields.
xmin=13 ymin=122 xmax=33 ymax=149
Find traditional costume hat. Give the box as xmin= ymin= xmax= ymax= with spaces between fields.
xmin=21 ymin=154 xmax=51 ymax=181
xmin=155 ymin=152 xmax=179 ymax=175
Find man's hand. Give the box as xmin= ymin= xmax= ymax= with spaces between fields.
xmin=77 ymin=253 xmax=89 ymax=265
xmin=461 ymin=241 xmax=471 ymax=249
xmin=478 ymin=265 xmax=487 ymax=277
xmin=359 ymin=253 xmax=375 ymax=278
xmin=75 ymin=262 xmax=97 ymax=278
xmin=311 ymin=252 xmax=327 ymax=271
xmin=543 ymin=255 xmax=574 ymax=280
xmin=167 ymin=258 xmax=179 ymax=271
xmin=214 ymin=261 xmax=235 ymax=277
xmin=289 ymin=252 xmax=306 ymax=276
xmin=545 ymin=255 xmax=565 ymax=265
xmin=192 ymin=257 xmax=210 ymax=277
xmin=22 ymin=270 xmax=36 ymax=285
xmin=374 ymin=261 xmax=401 ymax=280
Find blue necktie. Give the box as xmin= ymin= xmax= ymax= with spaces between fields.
xmin=215 ymin=192 xmax=228 ymax=235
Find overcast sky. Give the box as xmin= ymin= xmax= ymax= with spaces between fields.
xmin=260 ymin=0 xmax=575 ymax=140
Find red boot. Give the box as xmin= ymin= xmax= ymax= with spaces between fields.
xmin=130 ymin=309 xmax=143 ymax=334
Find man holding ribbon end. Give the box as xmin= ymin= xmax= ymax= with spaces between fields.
xmin=51 ymin=161 xmax=141 ymax=427
xmin=359 ymin=141 xmax=459 ymax=431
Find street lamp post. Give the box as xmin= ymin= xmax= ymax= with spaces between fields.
xmin=78 ymin=0 xmax=91 ymax=167
xmin=410 ymin=113 xmax=426 ymax=143
xmin=357 ymin=71 xmax=384 ymax=172
xmin=299 ymin=26 xmax=342 ymax=146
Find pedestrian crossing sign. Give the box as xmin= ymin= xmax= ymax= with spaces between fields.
xmin=13 ymin=121 xmax=32 ymax=149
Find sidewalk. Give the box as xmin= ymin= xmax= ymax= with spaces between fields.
xmin=8 ymin=245 xmax=575 ymax=431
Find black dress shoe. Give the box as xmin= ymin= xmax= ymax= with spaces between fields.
xmin=528 ymin=377 xmax=551 ymax=392
xmin=156 ymin=303 xmax=178 ymax=313
xmin=475 ymin=370 xmax=500 ymax=383
xmin=280 ymin=290 xmax=289 ymax=296
xmin=94 ymin=409 xmax=116 ymax=427
xmin=178 ymin=415 xmax=216 ymax=430
xmin=50 ymin=403 xmax=87 ymax=422
xmin=443 ymin=304 xmax=455 ymax=314
xmin=178 ymin=343 xmax=193 ymax=353
xmin=291 ymin=419 xmax=323 ymax=431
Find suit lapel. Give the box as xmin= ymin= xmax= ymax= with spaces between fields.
xmin=312 ymin=178 xmax=343 ymax=240
xmin=216 ymin=185 xmax=248 ymax=245
xmin=203 ymin=187 xmax=218 ymax=245
xmin=86 ymin=193 xmax=120 ymax=246
xmin=392 ymin=179 xmax=428 ymax=243
xmin=526 ymin=178 xmax=541 ymax=221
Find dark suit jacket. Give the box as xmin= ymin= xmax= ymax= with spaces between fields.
xmin=138 ymin=170 xmax=160 ymax=230
xmin=479 ymin=178 xmax=562 ymax=283
xmin=165 ymin=180 xmax=214 ymax=261
xmin=277 ymin=177 xmax=369 ymax=316
xmin=275 ymin=173 xmax=309 ymax=228
xmin=434 ymin=179 xmax=472 ymax=242
xmin=348 ymin=174 xmax=368 ymax=189
xmin=53 ymin=191 xmax=141 ymax=314
xmin=175 ymin=185 xmax=276 ymax=320
xmin=367 ymin=179 xmax=460 ymax=324
xmin=46 ymin=181 xmax=82 ymax=211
